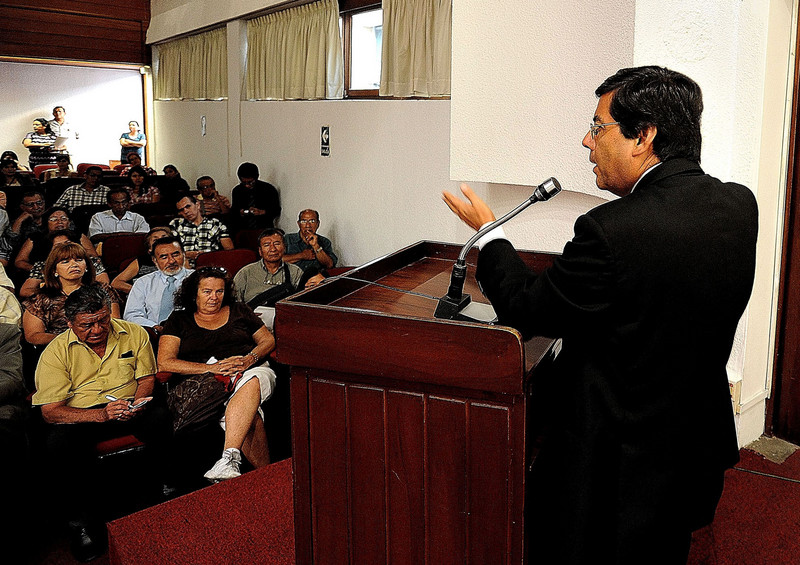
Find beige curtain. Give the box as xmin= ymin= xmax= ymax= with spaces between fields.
xmin=154 ymin=28 xmax=228 ymax=100
xmin=246 ymin=0 xmax=344 ymax=100
xmin=380 ymin=0 xmax=451 ymax=97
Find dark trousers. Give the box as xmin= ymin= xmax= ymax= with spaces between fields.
xmin=41 ymin=398 xmax=173 ymax=522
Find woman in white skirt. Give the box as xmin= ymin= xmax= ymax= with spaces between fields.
xmin=158 ymin=266 xmax=276 ymax=481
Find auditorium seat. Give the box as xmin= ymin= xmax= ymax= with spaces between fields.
xmin=102 ymin=233 xmax=147 ymax=279
xmin=195 ymin=248 xmax=258 ymax=276
xmin=76 ymin=163 xmax=110 ymax=175
xmin=71 ymin=203 xmax=109 ymax=235
xmin=33 ymin=164 xmax=58 ymax=181
xmin=42 ymin=177 xmax=81 ymax=206
xmin=234 ymin=229 xmax=262 ymax=251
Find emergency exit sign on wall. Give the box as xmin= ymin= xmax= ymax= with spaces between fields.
xmin=321 ymin=126 xmax=330 ymax=157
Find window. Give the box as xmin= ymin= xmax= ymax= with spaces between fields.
xmin=341 ymin=3 xmax=382 ymax=97
xmin=341 ymin=0 xmax=451 ymax=99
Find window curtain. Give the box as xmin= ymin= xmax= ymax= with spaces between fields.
xmin=380 ymin=0 xmax=451 ymax=97
xmin=154 ymin=28 xmax=228 ymax=100
xmin=246 ymin=0 xmax=344 ymax=100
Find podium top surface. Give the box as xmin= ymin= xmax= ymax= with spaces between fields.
xmin=275 ymin=241 xmax=557 ymax=395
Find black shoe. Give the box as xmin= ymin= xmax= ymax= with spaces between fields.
xmin=68 ymin=520 xmax=105 ymax=562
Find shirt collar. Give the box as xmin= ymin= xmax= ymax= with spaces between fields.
xmin=157 ymin=267 xmax=188 ymax=282
xmin=261 ymin=260 xmax=284 ymax=273
xmin=66 ymin=317 xmax=127 ymax=347
xmin=631 ymin=162 xmax=662 ymax=193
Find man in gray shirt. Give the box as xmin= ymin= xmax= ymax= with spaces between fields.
xmin=233 ymin=228 xmax=302 ymax=307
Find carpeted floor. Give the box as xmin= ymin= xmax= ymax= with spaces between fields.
xmin=22 ymin=440 xmax=800 ymax=564
xmin=687 ymin=443 xmax=800 ymax=565
xmin=107 ymin=458 xmax=294 ymax=565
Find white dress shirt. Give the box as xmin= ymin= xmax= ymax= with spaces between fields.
xmin=88 ymin=209 xmax=150 ymax=237
xmin=124 ymin=267 xmax=193 ymax=327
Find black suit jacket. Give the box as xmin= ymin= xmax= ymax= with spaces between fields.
xmin=476 ymin=159 xmax=758 ymax=563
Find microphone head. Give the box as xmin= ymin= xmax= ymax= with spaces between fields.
xmin=532 ymin=177 xmax=562 ymax=202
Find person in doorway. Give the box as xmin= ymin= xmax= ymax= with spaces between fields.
xmin=119 ymin=120 xmax=146 ymax=164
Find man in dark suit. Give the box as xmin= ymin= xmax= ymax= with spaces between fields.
xmin=443 ymin=66 xmax=758 ymax=564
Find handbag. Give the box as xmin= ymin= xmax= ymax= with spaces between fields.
xmin=166 ymin=372 xmax=229 ymax=435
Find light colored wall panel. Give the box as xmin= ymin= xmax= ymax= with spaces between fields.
xmin=0 ymin=62 xmax=144 ymax=169
xmin=450 ymin=0 xmax=636 ymax=195
xmin=152 ymin=100 xmax=229 ymax=189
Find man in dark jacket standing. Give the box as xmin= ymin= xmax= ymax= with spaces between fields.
xmin=443 ymin=66 xmax=758 ymax=565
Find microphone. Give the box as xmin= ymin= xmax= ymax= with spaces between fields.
xmin=434 ymin=177 xmax=562 ymax=321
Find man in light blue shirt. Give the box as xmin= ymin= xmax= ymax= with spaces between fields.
xmin=124 ymin=235 xmax=192 ymax=333
xmin=88 ymin=187 xmax=150 ymax=239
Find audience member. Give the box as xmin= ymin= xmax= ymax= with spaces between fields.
xmin=111 ymin=226 xmax=171 ymax=294
xmin=297 ymin=264 xmax=328 ymax=290
xmin=0 ymin=264 xmax=21 ymax=325
xmin=124 ymin=235 xmax=192 ymax=333
xmin=233 ymin=228 xmax=302 ymax=307
xmin=33 ymin=284 xmax=171 ymax=561
xmin=1 ymin=159 xmax=34 ymax=215
xmin=118 ymin=152 xmax=156 ymax=177
xmin=54 ymin=166 xmax=109 ymax=212
xmin=0 ymin=320 xmax=26 ymax=452
xmin=1 ymin=151 xmax=30 ymax=171
xmin=170 ymin=194 xmax=233 ymax=267
xmin=19 ymin=230 xmax=109 ymax=299
xmin=158 ymin=164 xmax=191 ymax=206
xmin=0 ymin=204 xmax=10 ymax=267
xmin=14 ymin=208 xmax=98 ymax=273
xmin=22 ymin=117 xmax=57 ymax=170
xmin=157 ymin=267 xmax=275 ymax=481
xmin=158 ymin=165 xmax=191 ymax=206
xmin=125 ymin=165 xmax=160 ymax=204
xmin=7 ymin=190 xmax=46 ymax=256
xmin=196 ymin=176 xmax=231 ymax=217
xmin=48 ymin=105 xmax=79 ymax=154
xmin=22 ymin=241 xmax=120 ymax=343
xmin=284 ymin=209 xmax=337 ymax=272
xmin=0 ymin=321 xmax=25 ymax=434
xmin=88 ymin=187 xmax=150 ymax=238
xmin=43 ymin=154 xmax=78 ymax=181
xmin=1 ymin=158 xmax=33 ymax=188
xmin=119 ymin=120 xmax=146 ymax=164
xmin=0 ymin=318 xmax=26 ymax=563
xmin=231 ymin=162 xmax=280 ymax=230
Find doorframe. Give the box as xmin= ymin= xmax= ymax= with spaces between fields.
xmin=769 ymin=0 xmax=800 ymax=442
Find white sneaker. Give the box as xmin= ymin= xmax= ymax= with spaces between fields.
xmin=204 ymin=448 xmax=242 ymax=482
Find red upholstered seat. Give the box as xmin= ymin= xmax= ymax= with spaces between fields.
xmin=33 ymin=164 xmax=58 ymax=180
xmin=76 ymin=163 xmax=110 ymax=175
xmin=102 ymin=232 xmax=147 ymax=278
xmin=195 ymin=248 xmax=258 ymax=277
xmin=95 ymin=434 xmax=145 ymax=458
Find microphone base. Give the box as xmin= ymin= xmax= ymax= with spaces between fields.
xmin=434 ymin=293 xmax=472 ymax=320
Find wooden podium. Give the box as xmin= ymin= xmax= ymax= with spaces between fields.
xmin=275 ymin=241 xmax=558 ymax=565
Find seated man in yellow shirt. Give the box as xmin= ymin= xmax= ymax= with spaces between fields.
xmin=33 ymin=285 xmax=172 ymax=562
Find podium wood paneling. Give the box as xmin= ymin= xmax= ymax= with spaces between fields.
xmin=277 ymin=241 xmax=557 ymax=565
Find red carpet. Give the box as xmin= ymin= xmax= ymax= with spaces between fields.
xmin=105 ymin=449 xmax=799 ymax=565
xmin=107 ymin=458 xmax=294 ymax=565
xmin=688 ymin=448 xmax=800 ymax=565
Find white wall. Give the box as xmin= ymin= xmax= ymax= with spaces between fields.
xmin=451 ymin=0 xmax=636 ymax=196
xmin=153 ymin=97 xmax=594 ymax=266
xmin=149 ymin=0 xmax=797 ymax=446
xmin=0 ymin=62 xmax=145 ymax=168
xmin=631 ymin=0 xmax=794 ymax=446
